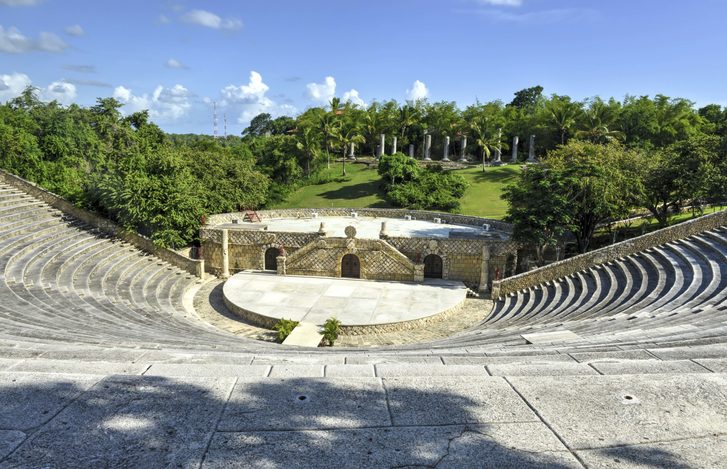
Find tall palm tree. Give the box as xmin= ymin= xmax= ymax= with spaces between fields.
xmin=319 ymin=112 xmax=340 ymax=170
xmin=295 ymin=126 xmax=321 ymax=177
xmin=576 ymin=99 xmax=624 ymax=143
xmin=546 ymin=98 xmax=582 ymax=145
xmin=470 ymin=119 xmax=508 ymax=172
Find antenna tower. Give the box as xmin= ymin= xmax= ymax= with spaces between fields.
xmin=224 ymin=113 xmax=228 ymax=138
xmin=213 ymin=101 xmax=218 ymax=138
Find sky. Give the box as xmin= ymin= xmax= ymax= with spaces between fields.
xmin=1 ymin=0 xmax=726 ymax=134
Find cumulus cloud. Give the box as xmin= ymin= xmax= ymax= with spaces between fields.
xmin=306 ymin=76 xmax=336 ymax=105
xmin=64 ymin=24 xmax=84 ymax=36
xmin=213 ymin=70 xmax=296 ymax=125
xmin=41 ymin=81 xmax=76 ymax=104
xmin=165 ymin=58 xmax=188 ymax=69
xmin=406 ymin=80 xmax=429 ymax=101
xmin=342 ymin=89 xmax=365 ymax=107
xmin=476 ymin=0 xmax=523 ymax=6
xmin=113 ymin=83 xmax=193 ymax=120
xmin=181 ymin=9 xmax=242 ymax=30
xmin=0 ymin=26 xmax=67 ymax=53
xmin=0 ymin=72 xmax=31 ymax=101
xmin=0 ymin=0 xmax=41 ymax=5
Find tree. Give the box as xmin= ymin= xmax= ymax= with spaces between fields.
xmin=545 ymin=96 xmax=582 ymax=145
xmin=377 ymin=153 xmax=419 ymax=186
xmin=295 ymin=126 xmax=321 ymax=177
xmin=508 ymin=86 xmax=544 ymax=111
xmin=470 ymin=118 xmax=508 ymax=171
xmin=502 ymin=164 xmax=571 ymax=265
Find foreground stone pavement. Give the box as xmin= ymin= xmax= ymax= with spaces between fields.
xmin=1 ymin=352 xmax=727 ymax=468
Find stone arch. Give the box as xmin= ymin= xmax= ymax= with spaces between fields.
xmin=260 ymin=244 xmax=282 ymax=270
xmin=340 ymin=253 xmax=361 ymax=279
xmin=264 ymin=247 xmax=279 ymax=271
xmin=420 ymin=247 xmax=449 ymax=280
xmin=423 ymin=254 xmax=443 ymax=279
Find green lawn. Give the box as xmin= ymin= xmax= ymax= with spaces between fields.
xmin=272 ymin=162 xmax=392 ymax=209
xmin=273 ymin=161 xmax=522 ymax=220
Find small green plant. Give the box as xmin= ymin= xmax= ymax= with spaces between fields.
xmin=272 ymin=318 xmax=299 ymax=343
xmin=321 ymin=317 xmax=342 ymax=346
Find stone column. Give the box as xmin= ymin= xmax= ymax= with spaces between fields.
xmin=479 ymin=245 xmax=490 ymax=293
xmin=348 ymin=142 xmax=355 ymax=160
xmin=442 ymin=136 xmax=450 ymax=161
xmin=460 ymin=136 xmax=468 ymax=161
xmin=511 ymin=136 xmax=519 ymax=162
xmin=528 ymin=134 xmax=536 ymax=162
xmin=221 ymin=229 xmax=230 ymax=278
xmin=493 ymin=128 xmax=502 ymax=164
xmin=408 ymin=144 xmax=415 ymax=158
xmin=424 ymin=134 xmax=432 ymax=161
xmin=391 ymin=136 xmax=398 ymax=155
xmin=276 ymin=256 xmax=286 ymax=275
xmin=379 ymin=221 xmax=389 ymax=239
xmin=378 ymin=134 xmax=386 ymax=158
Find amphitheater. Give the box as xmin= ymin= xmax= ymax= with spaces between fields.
xmin=1 ymin=169 xmax=726 ymax=468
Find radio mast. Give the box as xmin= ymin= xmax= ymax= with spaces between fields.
xmin=213 ymin=101 xmax=218 ymax=138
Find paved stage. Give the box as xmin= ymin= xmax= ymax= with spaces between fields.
xmin=222 ymin=271 xmax=468 ymax=328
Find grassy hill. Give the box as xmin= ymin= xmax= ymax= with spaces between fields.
xmin=272 ymin=161 xmax=522 ymax=219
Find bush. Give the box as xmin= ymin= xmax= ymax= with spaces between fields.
xmin=272 ymin=318 xmax=299 ymax=343
xmin=387 ymin=166 xmax=468 ymax=211
xmin=321 ymin=317 xmax=341 ymax=346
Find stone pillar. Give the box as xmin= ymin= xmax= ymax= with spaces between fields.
xmin=460 ymin=136 xmax=468 ymax=161
xmin=378 ymin=134 xmax=386 ymax=158
xmin=424 ymin=134 xmax=432 ymax=161
xmin=348 ymin=142 xmax=355 ymax=160
xmin=511 ymin=136 xmax=519 ymax=162
xmin=276 ymin=256 xmax=286 ymax=275
xmin=528 ymin=134 xmax=536 ymax=162
xmin=414 ymin=264 xmax=424 ymax=282
xmin=221 ymin=229 xmax=230 ymax=278
xmin=493 ymin=128 xmax=502 ymax=164
xmin=391 ymin=136 xmax=398 ymax=155
xmin=442 ymin=136 xmax=450 ymax=161
xmin=408 ymin=144 xmax=415 ymax=158
xmin=318 ymin=222 xmax=327 ymax=237
xmin=379 ymin=221 xmax=389 ymax=239
xmin=479 ymin=245 xmax=490 ymax=293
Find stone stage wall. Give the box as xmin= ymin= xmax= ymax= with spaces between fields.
xmin=200 ymin=210 xmax=517 ymax=291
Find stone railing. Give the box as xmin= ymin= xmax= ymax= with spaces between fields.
xmin=0 ymin=169 xmax=205 ymax=279
xmin=207 ymin=208 xmax=513 ymax=233
xmin=490 ymin=209 xmax=727 ymax=299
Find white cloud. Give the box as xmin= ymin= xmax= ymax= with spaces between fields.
xmin=0 ymin=0 xmax=41 ymax=5
xmin=213 ymin=70 xmax=296 ymax=125
xmin=306 ymin=76 xmax=336 ymax=105
xmin=0 ymin=72 xmax=31 ymax=101
xmin=181 ymin=9 xmax=242 ymax=30
xmin=342 ymin=89 xmax=365 ymax=107
xmin=406 ymin=80 xmax=429 ymax=101
xmin=476 ymin=0 xmax=523 ymax=6
xmin=165 ymin=58 xmax=187 ymax=69
xmin=159 ymin=14 xmax=171 ymax=24
xmin=64 ymin=24 xmax=84 ymax=36
xmin=41 ymin=81 xmax=76 ymax=104
xmin=0 ymin=26 xmax=67 ymax=53
xmin=113 ymin=83 xmax=192 ymax=120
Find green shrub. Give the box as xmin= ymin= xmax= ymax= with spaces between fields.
xmin=272 ymin=318 xmax=299 ymax=343
xmin=321 ymin=317 xmax=342 ymax=346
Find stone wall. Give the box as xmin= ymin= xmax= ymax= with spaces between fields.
xmin=284 ymin=237 xmax=416 ymax=281
xmin=490 ymin=210 xmax=727 ymax=299
xmin=207 ymin=208 xmax=513 ymax=233
xmin=0 ymin=169 xmax=205 ymax=279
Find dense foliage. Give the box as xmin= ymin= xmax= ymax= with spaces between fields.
xmin=1 ymin=84 xmax=725 ymax=251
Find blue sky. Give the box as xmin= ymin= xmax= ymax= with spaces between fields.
xmin=1 ymin=0 xmax=725 ymax=134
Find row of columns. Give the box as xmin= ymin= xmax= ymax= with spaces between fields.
xmin=361 ymin=133 xmax=538 ymax=162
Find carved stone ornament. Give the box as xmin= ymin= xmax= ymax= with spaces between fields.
xmin=345 ymin=225 xmax=357 ymax=239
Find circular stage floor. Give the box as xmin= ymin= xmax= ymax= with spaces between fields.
xmin=222 ymin=271 xmax=468 ymax=331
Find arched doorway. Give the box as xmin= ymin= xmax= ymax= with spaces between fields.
xmin=423 ymin=254 xmax=443 ymax=279
xmin=264 ymin=247 xmax=279 ymax=271
xmin=341 ymin=254 xmax=360 ymax=278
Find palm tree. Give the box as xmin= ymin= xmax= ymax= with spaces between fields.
xmin=333 ymin=120 xmax=365 ymax=176
xmin=576 ymin=99 xmax=624 ymax=143
xmin=318 ymin=112 xmax=339 ymax=170
xmin=295 ymin=126 xmax=320 ymax=177
xmin=470 ymin=119 xmax=508 ymax=172
xmin=546 ymin=97 xmax=582 ymax=145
